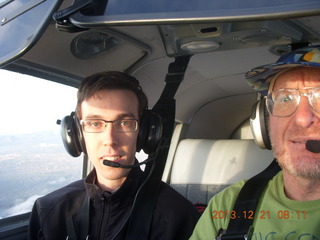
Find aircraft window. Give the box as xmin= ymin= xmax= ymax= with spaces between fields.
xmin=106 ymin=0 xmax=306 ymax=14
xmin=100 ymin=0 xmax=320 ymax=21
xmin=70 ymin=0 xmax=320 ymax=28
xmin=0 ymin=69 xmax=82 ymax=219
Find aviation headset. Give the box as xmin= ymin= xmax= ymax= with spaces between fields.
xmin=58 ymin=73 xmax=163 ymax=157
xmin=250 ymin=97 xmax=272 ymax=150
xmin=249 ymin=69 xmax=293 ymax=150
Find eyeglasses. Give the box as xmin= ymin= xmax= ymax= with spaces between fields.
xmin=80 ymin=119 xmax=138 ymax=133
xmin=266 ymin=87 xmax=320 ymax=117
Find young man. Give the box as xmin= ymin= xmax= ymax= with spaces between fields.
xmin=28 ymin=71 xmax=199 ymax=239
xmin=190 ymin=46 xmax=320 ymax=239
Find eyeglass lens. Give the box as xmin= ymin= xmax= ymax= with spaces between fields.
xmin=266 ymin=88 xmax=320 ymax=117
xmin=82 ymin=119 xmax=137 ymax=133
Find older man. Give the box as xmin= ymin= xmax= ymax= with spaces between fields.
xmin=190 ymin=46 xmax=320 ymax=239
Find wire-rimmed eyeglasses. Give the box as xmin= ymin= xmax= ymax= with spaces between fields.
xmin=80 ymin=119 xmax=138 ymax=133
xmin=266 ymin=87 xmax=320 ymax=117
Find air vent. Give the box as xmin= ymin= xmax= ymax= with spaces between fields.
xmin=200 ymin=27 xmax=219 ymax=34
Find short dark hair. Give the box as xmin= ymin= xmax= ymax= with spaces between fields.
xmin=76 ymin=71 xmax=148 ymax=119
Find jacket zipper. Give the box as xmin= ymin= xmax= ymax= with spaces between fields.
xmin=97 ymin=196 xmax=111 ymax=240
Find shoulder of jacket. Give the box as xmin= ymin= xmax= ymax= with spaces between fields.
xmin=36 ymin=179 xmax=86 ymax=209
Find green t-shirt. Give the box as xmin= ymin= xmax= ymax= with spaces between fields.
xmin=190 ymin=171 xmax=320 ymax=240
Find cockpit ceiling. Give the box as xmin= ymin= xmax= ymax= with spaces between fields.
xmin=17 ymin=15 xmax=320 ymax=81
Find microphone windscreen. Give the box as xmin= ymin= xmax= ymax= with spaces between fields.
xmin=103 ymin=160 xmax=121 ymax=168
xmin=306 ymin=140 xmax=320 ymax=153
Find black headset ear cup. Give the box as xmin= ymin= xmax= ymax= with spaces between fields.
xmin=137 ymin=110 xmax=163 ymax=154
xmin=74 ymin=114 xmax=87 ymax=155
xmin=250 ymin=99 xmax=271 ymax=150
xmin=59 ymin=112 xmax=86 ymax=157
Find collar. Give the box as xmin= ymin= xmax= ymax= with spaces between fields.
xmin=84 ymin=162 xmax=144 ymax=200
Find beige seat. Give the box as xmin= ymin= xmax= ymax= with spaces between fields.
xmin=170 ymin=139 xmax=274 ymax=204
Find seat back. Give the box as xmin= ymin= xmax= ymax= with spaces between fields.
xmin=170 ymin=139 xmax=274 ymax=204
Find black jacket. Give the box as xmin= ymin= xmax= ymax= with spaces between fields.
xmin=28 ymin=166 xmax=199 ymax=240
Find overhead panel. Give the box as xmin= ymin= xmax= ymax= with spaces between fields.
xmin=159 ymin=18 xmax=320 ymax=56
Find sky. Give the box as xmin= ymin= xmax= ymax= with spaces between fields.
xmin=0 ymin=69 xmax=77 ymax=135
xmin=0 ymin=68 xmax=149 ymax=154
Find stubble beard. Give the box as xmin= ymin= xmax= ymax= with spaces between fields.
xmin=273 ymin=143 xmax=320 ymax=179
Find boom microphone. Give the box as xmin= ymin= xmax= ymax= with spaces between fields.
xmin=306 ymin=140 xmax=320 ymax=153
xmin=103 ymin=158 xmax=154 ymax=169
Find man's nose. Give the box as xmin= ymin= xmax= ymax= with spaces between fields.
xmin=101 ymin=123 xmax=118 ymax=146
xmin=293 ymin=96 xmax=317 ymax=128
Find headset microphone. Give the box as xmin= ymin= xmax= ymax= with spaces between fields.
xmin=306 ymin=140 xmax=320 ymax=153
xmin=103 ymin=157 xmax=154 ymax=169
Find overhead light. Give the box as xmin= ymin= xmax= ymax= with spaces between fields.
xmin=71 ymin=30 xmax=123 ymax=59
xmin=180 ymin=41 xmax=219 ymax=54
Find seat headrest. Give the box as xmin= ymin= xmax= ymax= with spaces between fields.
xmin=171 ymin=139 xmax=274 ymax=185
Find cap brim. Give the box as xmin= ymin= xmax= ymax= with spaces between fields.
xmin=246 ymin=62 xmax=320 ymax=96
